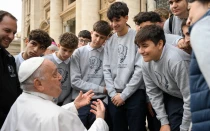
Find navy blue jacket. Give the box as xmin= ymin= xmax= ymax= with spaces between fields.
xmin=189 ymin=10 xmax=210 ymax=131
xmin=190 ymin=52 xmax=210 ymax=131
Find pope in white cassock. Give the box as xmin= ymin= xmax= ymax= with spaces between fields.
xmin=1 ymin=57 xmax=109 ymax=131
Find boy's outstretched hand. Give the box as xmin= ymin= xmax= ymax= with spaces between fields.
xmin=74 ymin=90 xmax=94 ymax=109
xmin=90 ymin=99 xmax=105 ymax=119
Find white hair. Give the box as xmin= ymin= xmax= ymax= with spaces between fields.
xmin=47 ymin=45 xmax=58 ymax=51
xmin=20 ymin=63 xmax=45 ymax=91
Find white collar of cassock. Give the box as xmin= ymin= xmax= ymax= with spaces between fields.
xmin=23 ymin=90 xmax=54 ymax=101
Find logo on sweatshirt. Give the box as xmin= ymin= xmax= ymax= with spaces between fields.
xmin=118 ymin=44 xmax=127 ymax=63
xmin=58 ymin=68 xmax=68 ymax=84
xmin=154 ymin=71 xmax=169 ymax=89
xmin=89 ymin=56 xmax=102 ymax=74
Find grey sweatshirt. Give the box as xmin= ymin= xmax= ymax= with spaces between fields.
xmin=142 ymin=44 xmax=191 ymax=131
xmin=191 ymin=16 xmax=210 ymax=88
xmin=43 ymin=53 xmax=72 ymax=104
xmin=165 ymin=33 xmax=182 ymax=46
xmin=164 ymin=15 xmax=183 ymax=36
xmin=103 ymin=28 xmax=145 ymax=101
xmin=70 ymin=44 xmax=107 ymax=100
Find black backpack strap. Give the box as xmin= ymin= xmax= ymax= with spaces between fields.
xmin=169 ymin=14 xmax=174 ymax=33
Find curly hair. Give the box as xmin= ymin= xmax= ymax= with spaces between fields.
xmin=28 ymin=29 xmax=51 ymax=49
xmin=59 ymin=32 xmax=78 ymax=49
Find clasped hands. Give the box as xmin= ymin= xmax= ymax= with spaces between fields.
xmin=111 ymin=93 xmax=125 ymax=107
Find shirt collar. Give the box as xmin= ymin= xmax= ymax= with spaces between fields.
xmin=86 ymin=43 xmax=104 ymax=52
xmin=52 ymin=52 xmax=70 ymax=64
xmin=18 ymin=52 xmax=25 ymax=64
xmin=23 ymin=90 xmax=54 ymax=101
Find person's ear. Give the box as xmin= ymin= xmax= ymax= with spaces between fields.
xmin=125 ymin=15 xmax=128 ymax=22
xmin=90 ymin=31 xmax=94 ymax=37
xmin=25 ymin=38 xmax=29 ymax=46
xmin=57 ymin=43 xmax=61 ymax=48
xmin=158 ymin=40 xmax=164 ymax=50
xmin=34 ymin=78 xmax=44 ymax=92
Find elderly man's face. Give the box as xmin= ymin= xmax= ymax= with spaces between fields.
xmin=40 ymin=60 xmax=62 ymax=98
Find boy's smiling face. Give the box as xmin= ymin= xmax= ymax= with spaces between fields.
xmin=110 ymin=16 xmax=128 ymax=33
xmin=137 ymin=40 xmax=163 ymax=62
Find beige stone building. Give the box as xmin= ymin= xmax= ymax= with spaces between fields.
xmin=21 ymin=0 xmax=157 ymax=51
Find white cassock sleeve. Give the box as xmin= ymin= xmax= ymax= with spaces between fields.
xmin=61 ymin=102 xmax=78 ymax=115
xmin=1 ymin=98 xmax=109 ymax=131
xmin=88 ymin=118 xmax=109 ymax=131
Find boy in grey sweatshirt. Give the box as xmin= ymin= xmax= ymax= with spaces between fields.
xmin=44 ymin=32 xmax=78 ymax=106
xmin=15 ymin=29 xmax=51 ymax=73
xmin=163 ymin=0 xmax=188 ymax=36
xmin=70 ymin=20 xmax=112 ymax=129
xmin=133 ymin=11 xmax=183 ymax=48
xmin=104 ymin=2 xmax=146 ymax=131
xmin=135 ymin=25 xmax=191 ymax=131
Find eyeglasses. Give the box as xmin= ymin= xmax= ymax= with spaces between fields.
xmin=79 ymin=39 xmax=90 ymax=45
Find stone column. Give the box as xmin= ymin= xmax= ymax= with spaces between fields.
xmin=76 ymin=0 xmax=100 ymax=34
xmin=30 ymin=0 xmax=41 ymax=30
xmin=76 ymin=0 xmax=82 ymax=35
xmin=147 ymin=0 xmax=156 ymax=11
xmin=50 ymin=0 xmax=63 ymax=43
xmin=21 ymin=0 xmax=26 ymax=51
xmin=116 ymin=0 xmax=140 ymax=29
xmin=141 ymin=0 xmax=147 ymax=12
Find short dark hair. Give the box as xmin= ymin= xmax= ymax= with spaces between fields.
xmin=93 ymin=20 xmax=112 ymax=36
xmin=133 ymin=11 xmax=162 ymax=25
xmin=28 ymin=29 xmax=51 ymax=49
xmin=188 ymin=0 xmax=210 ymax=4
xmin=135 ymin=25 xmax=166 ymax=46
xmin=59 ymin=32 xmax=78 ymax=49
xmin=133 ymin=12 xmax=144 ymax=24
xmin=0 ymin=10 xmax=17 ymax=22
xmin=181 ymin=18 xmax=188 ymax=29
xmin=181 ymin=18 xmax=188 ymax=37
xmin=78 ymin=30 xmax=91 ymax=40
xmin=107 ymin=2 xmax=129 ymax=21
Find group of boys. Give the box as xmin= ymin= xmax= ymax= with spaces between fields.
xmin=0 ymin=0 xmax=197 ymax=131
